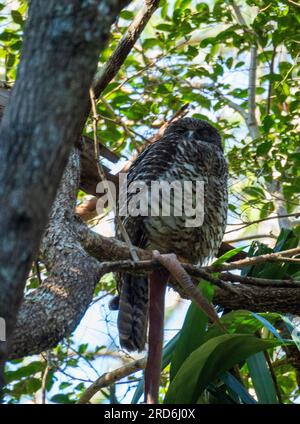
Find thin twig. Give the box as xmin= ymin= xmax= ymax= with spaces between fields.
xmin=263 ymin=350 xmax=283 ymax=404
xmin=207 ymin=247 xmax=300 ymax=272
xmin=225 ymin=212 xmax=300 ymax=234
xmin=225 ymin=233 xmax=277 ymax=243
xmin=220 ymin=271 xmax=299 ymax=288
xmin=89 ymin=88 xmax=139 ymax=262
xmin=76 ymin=357 xmax=147 ymax=404
xmin=40 ymin=351 xmax=52 ymax=404
xmin=287 ymin=0 xmax=300 ymax=7
xmin=100 ymin=96 xmax=142 ymax=150
xmin=95 ymin=257 xmax=300 ymax=288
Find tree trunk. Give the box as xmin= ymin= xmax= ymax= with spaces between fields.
xmin=0 ymin=0 xmax=128 ymax=390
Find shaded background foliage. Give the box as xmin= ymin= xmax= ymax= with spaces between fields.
xmin=0 ymin=0 xmax=299 ymax=404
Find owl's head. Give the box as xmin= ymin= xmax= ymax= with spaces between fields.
xmin=164 ymin=117 xmax=222 ymax=148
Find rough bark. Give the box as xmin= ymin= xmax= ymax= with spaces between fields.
xmin=214 ymin=285 xmax=300 ymax=316
xmin=0 ymin=86 xmax=10 ymax=119
xmin=8 ymin=150 xmax=103 ymax=359
xmin=0 ymin=0 xmax=128 ymax=387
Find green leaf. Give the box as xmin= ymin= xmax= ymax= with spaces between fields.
xmin=247 ymin=352 xmax=278 ymax=404
xmin=221 ymin=372 xmax=257 ymax=404
xmin=51 ymin=394 xmax=74 ymax=404
xmin=119 ymin=10 xmax=134 ymax=20
xmin=212 ymin=246 xmax=246 ymax=266
xmin=204 ymin=310 xmax=282 ymax=341
xmin=262 ymin=115 xmax=274 ymax=132
xmin=292 ymin=270 xmax=300 ymax=281
xmin=156 ymin=23 xmax=174 ymax=32
xmin=160 ymin=0 xmax=169 ymax=19
xmin=251 ymin=312 xmax=283 ymax=341
xmin=5 ymin=361 xmax=44 ymax=383
xmin=11 ymin=10 xmax=24 ymax=26
xmin=170 ymin=281 xmax=213 ymax=381
xmin=164 ymin=334 xmax=279 ymax=404
xmin=226 ymin=57 xmax=233 ymax=69
xmin=143 ymin=38 xmax=159 ymax=50
xmin=256 ymin=140 xmax=272 ymax=156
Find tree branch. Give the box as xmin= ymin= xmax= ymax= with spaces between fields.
xmin=79 ymin=257 xmax=300 ymax=288
xmin=8 ymin=150 xmax=102 ymax=360
xmin=0 ymin=0 xmax=129 ymax=389
xmin=93 ymin=0 xmax=160 ymax=98
xmin=214 ymin=284 xmax=300 ymax=316
xmin=77 ymin=357 xmax=147 ymax=403
xmin=225 ymin=212 xmax=300 ymax=234
xmin=247 ymin=45 xmax=260 ymax=139
xmin=9 ymin=208 xmax=300 ymax=360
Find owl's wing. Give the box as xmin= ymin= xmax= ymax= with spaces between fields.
xmin=116 ymin=135 xmax=180 ymax=248
xmin=126 ymin=134 xmax=179 ymax=185
xmin=116 ymin=134 xmax=225 ymax=247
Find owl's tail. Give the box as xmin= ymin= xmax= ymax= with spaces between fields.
xmin=117 ymin=274 xmax=149 ymax=352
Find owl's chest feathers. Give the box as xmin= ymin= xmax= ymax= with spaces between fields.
xmin=142 ymin=143 xmax=228 ymax=263
xmin=144 ymin=186 xmax=227 ymax=263
xmin=120 ymin=138 xmax=228 ymax=264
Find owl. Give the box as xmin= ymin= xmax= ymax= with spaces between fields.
xmin=113 ymin=118 xmax=228 ymax=352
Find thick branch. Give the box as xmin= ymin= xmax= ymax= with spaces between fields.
xmin=214 ymin=285 xmax=300 ymax=316
xmin=93 ymin=0 xmax=160 ymax=97
xmin=0 ymin=0 xmax=129 ymax=385
xmin=8 ymin=151 xmax=102 ymax=359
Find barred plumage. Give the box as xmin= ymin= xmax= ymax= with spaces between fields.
xmin=114 ymin=118 xmax=228 ymax=351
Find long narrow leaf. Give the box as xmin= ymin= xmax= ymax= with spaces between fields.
xmin=247 ymin=352 xmax=278 ymax=404
xmin=170 ymin=281 xmax=213 ymax=381
xmin=164 ymin=334 xmax=279 ymax=404
xmin=221 ymin=372 xmax=257 ymax=404
xmin=252 ymin=312 xmax=283 ymax=341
